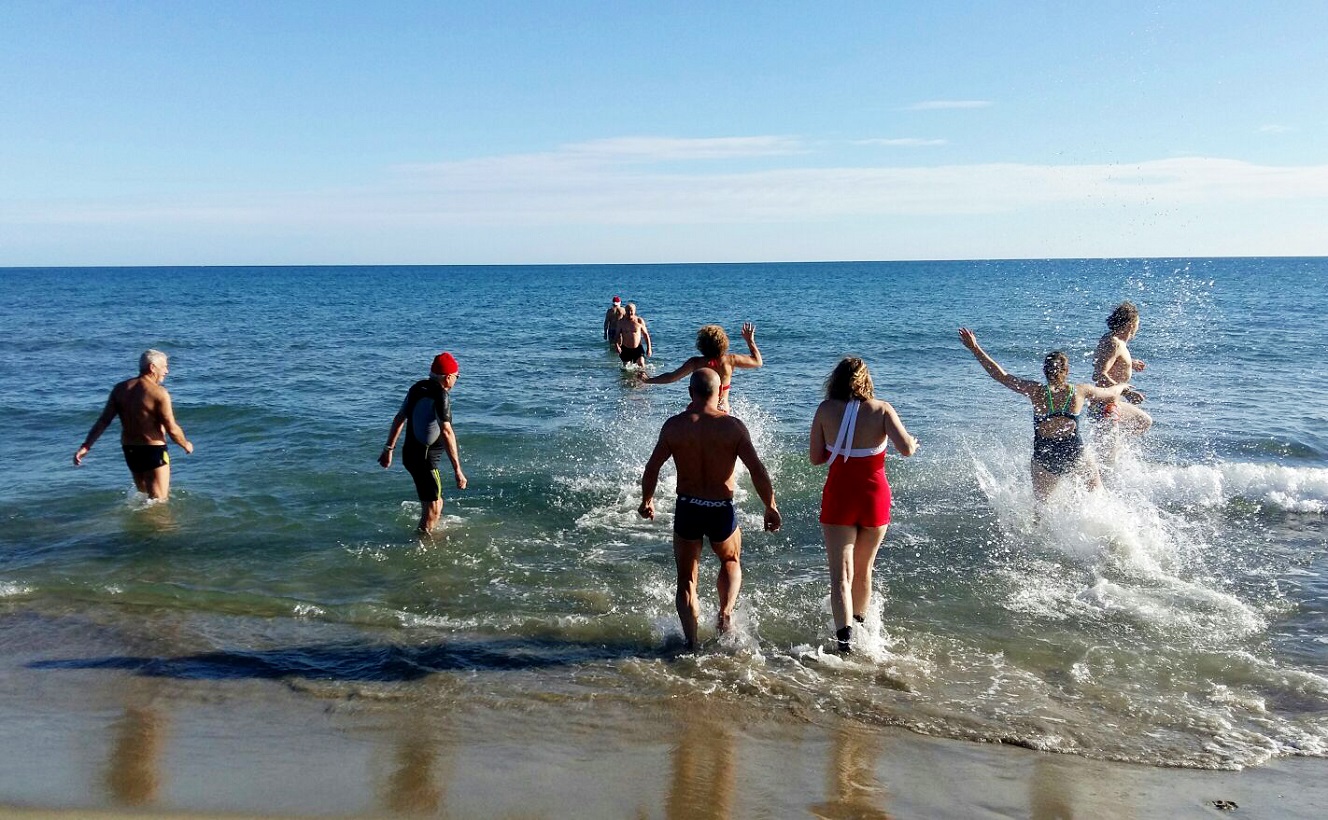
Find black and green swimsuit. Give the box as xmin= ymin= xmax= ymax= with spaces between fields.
xmin=1032 ymin=386 xmax=1083 ymax=475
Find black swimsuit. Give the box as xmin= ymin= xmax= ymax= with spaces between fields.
xmin=1032 ymin=386 xmax=1083 ymax=476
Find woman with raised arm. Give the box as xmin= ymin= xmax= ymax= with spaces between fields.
xmin=640 ymin=322 xmax=762 ymax=412
xmin=959 ymin=327 xmax=1130 ymax=501
xmin=810 ymin=357 xmax=918 ymax=654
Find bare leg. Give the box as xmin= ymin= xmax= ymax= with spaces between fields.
xmin=710 ymin=528 xmax=743 ymax=634
xmin=137 ymin=466 xmax=170 ymax=500
xmin=1116 ymin=402 xmax=1152 ymax=436
xmin=673 ymin=535 xmax=704 ymax=649
xmin=850 ymin=525 xmax=888 ymax=621
xmin=419 ymin=498 xmax=443 ymax=534
xmin=1030 ymin=461 xmax=1057 ymax=503
xmin=821 ymin=524 xmax=857 ymax=632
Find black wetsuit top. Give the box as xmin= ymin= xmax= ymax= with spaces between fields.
xmin=400 ymin=379 xmax=452 ymax=467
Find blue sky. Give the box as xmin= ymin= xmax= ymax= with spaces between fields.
xmin=2 ymin=1 xmax=1325 ymax=265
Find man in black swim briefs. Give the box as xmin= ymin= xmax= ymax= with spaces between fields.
xmin=379 ymin=352 xmax=468 ymax=534
xmin=639 ymin=369 xmax=780 ymax=650
xmin=73 ymin=349 xmax=193 ymax=500
xmin=614 ymin=302 xmax=652 ymax=367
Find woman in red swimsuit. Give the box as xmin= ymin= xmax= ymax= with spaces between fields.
xmin=810 ymin=357 xmax=919 ymax=653
xmin=639 ymin=322 xmax=762 ymax=412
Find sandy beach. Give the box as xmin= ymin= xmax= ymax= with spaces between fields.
xmin=3 ymin=647 xmax=1326 ymax=819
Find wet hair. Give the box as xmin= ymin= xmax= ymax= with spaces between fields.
xmin=695 ymin=325 xmax=729 ymax=359
xmin=1106 ymin=301 xmax=1139 ymax=332
xmin=689 ymin=368 xmax=721 ymax=398
xmin=139 ymin=349 xmax=167 ymax=375
xmin=1043 ymin=350 xmax=1069 ymax=382
xmin=824 ymin=357 xmax=874 ymax=402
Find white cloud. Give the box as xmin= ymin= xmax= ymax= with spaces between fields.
xmin=854 ymin=138 xmax=949 ymax=147
xmin=6 ymin=146 xmax=1328 ymax=237
xmin=905 ymin=100 xmax=993 ymax=110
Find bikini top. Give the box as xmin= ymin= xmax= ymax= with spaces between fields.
xmin=825 ymin=399 xmax=888 ymax=462
xmin=1032 ymin=385 xmax=1081 ymax=425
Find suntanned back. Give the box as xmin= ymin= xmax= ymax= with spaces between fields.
xmin=115 ymin=377 xmax=171 ymax=444
xmin=662 ymin=409 xmax=746 ymax=498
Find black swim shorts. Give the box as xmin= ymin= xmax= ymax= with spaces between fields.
xmin=673 ymin=495 xmax=738 ymax=543
xmin=122 ymin=444 xmax=169 ymax=474
xmin=619 ymin=345 xmax=645 ymax=363
xmin=402 ymin=448 xmax=443 ymax=503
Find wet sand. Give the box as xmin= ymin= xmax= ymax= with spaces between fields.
xmin=3 ymin=656 xmax=1326 ymax=819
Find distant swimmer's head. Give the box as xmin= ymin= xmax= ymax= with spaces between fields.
xmin=688 ymin=368 xmax=722 ymax=400
xmin=430 ymin=352 xmax=460 ymax=384
xmin=139 ymin=349 xmax=168 ymax=378
xmin=695 ymin=325 xmax=729 ymax=359
xmin=825 ymin=357 xmax=874 ymax=402
xmin=1043 ymin=351 xmax=1069 ymax=384
xmin=1107 ymin=301 xmax=1140 ymax=335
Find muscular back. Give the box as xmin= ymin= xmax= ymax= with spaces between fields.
xmin=662 ymin=409 xmax=748 ymax=498
xmin=111 ymin=377 xmax=173 ymax=444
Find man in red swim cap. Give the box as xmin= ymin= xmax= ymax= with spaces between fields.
xmin=379 ymin=352 xmax=467 ymax=534
xmin=603 ymin=295 xmax=625 ymax=342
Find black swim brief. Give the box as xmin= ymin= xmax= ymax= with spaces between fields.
xmin=122 ymin=444 xmax=169 ymax=474
xmin=619 ymin=345 xmax=645 ymax=363
xmin=402 ymin=448 xmax=443 ymax=503
xmin=673 ymin=495 xmax=738 ymax=543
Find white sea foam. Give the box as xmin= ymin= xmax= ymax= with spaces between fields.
xmin=0 ymin=582 xmax=32 ymax=598
xmin=1114 ymin=460 xmax=1328 ymax=513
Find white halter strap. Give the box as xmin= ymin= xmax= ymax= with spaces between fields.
xmin=825 ymin=399 xmax=887 ymax=462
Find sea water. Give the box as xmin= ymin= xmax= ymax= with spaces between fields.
xmin=0 ymin=259 xmax=1324 ymax=769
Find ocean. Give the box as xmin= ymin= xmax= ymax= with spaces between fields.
xmin=2 ymin=259 xmax=1325 ymax=774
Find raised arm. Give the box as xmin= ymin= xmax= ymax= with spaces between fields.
xmin=736 ymin=426 xmax=781 ymax=532
xmin=728 ymin=322 xmax=763 ymax=369
xmin=959 ymin=328 xmax=1041 ymax=399
xmin=73 ymin=389 xmax=121 ymax=465
xmin=638 ymin=430 xmax=672 ymax=520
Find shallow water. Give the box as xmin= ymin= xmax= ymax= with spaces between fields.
xmin=2 ymin=259 xmax=1325 ymax=769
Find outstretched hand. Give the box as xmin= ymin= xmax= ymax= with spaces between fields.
xmin=741 ymin=322 xmax=756 ymax=344
xmin=958 ymin=327 xmax=979 ymax=351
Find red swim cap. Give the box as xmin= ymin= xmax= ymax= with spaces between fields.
xmin=431 ymin=352 xmax=459 ymax=376
xmin=612 ymin=295 xmax=621 ymax=303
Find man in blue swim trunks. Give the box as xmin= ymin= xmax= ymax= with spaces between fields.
xmin=639 ymin=369 xmax=781 ymax=649
xmin=73 ymin=349 xmax=194 ymax=500
xmin=379 ymin=352 xmax=468 ymax=534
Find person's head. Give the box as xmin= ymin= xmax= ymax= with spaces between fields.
xmin=612 ymin=295 xmax=621 ymax=306
xmin=139 ymin=349 xmax=168 ymax=379
xmin=430 ymin=352 xmax=460 ymax=388
xmin=688 ymin=368 xmax=722 ymax=404
xmin=695 ymin=325 xmax=729 ymax=359
xmin=824 ymin=357 xmax=874 ymax=402
xmin=1106 ymin=302 xmax=1140 ymax=337
xmin=1042 ymin=350 xmax=1069 ymax=385
xmin=625 ymin=302 xmax=637 ymax=317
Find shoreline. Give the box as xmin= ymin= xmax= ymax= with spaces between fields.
xmin=3 ymin=664 xmax=1326 ymax=818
